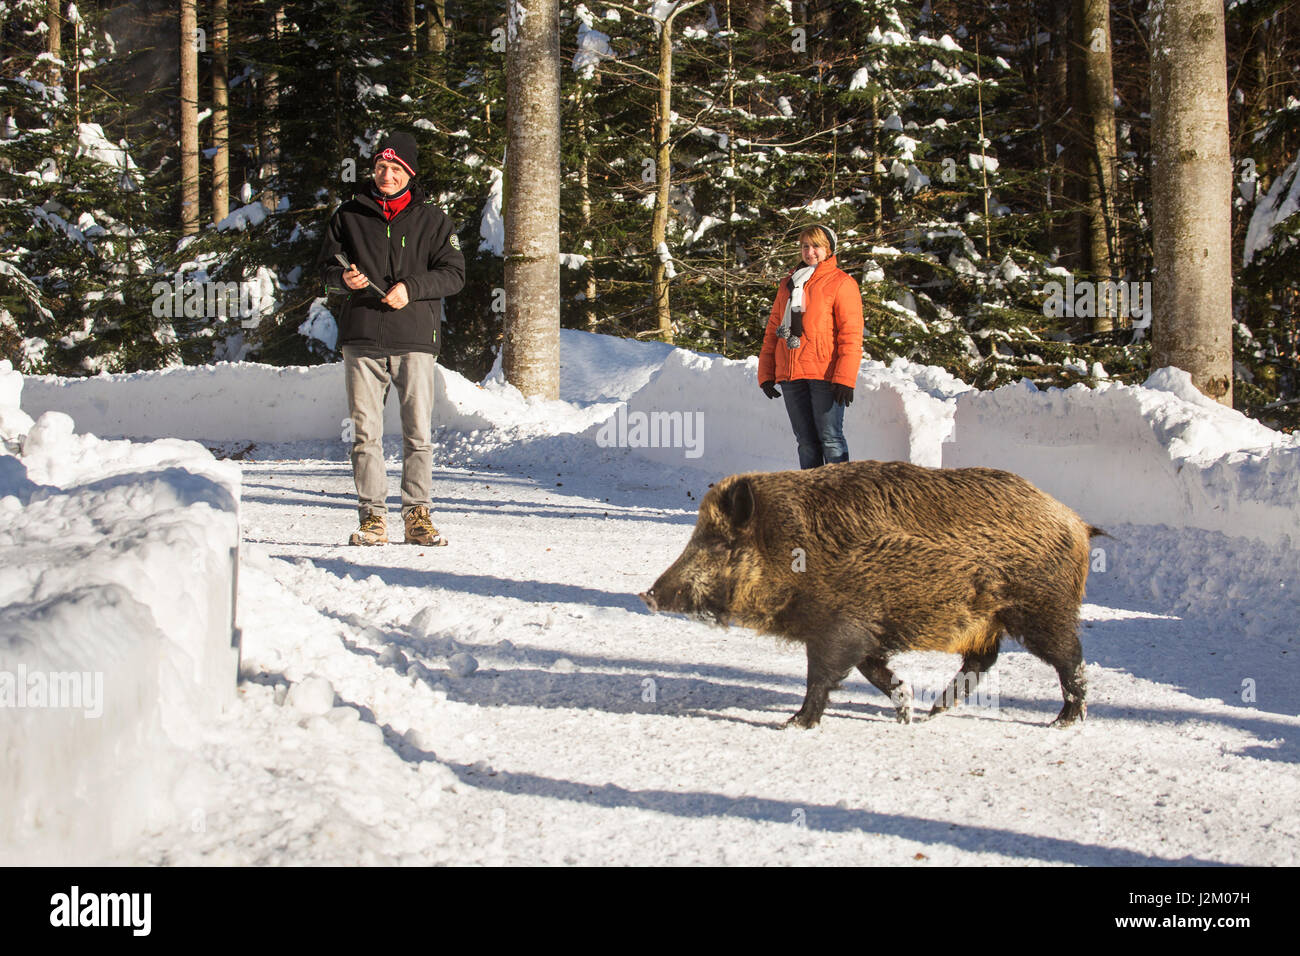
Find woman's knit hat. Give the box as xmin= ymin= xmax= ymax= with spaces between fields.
xmin=799 ymin=223 xmax=838 ymax=257
xmin=815 ymin=224 xmax=837 ymax=256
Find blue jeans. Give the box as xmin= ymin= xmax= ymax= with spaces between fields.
xmin=781 ymin=379 xmax=848 ymax=469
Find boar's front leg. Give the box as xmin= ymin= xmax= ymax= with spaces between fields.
xmin=788 ymin=638 xmax=866 ymax=729
xmin=858 ymin=656 xmax=914 ymax=724
xmin=929 ymin=641 xmax=1000 ymax=719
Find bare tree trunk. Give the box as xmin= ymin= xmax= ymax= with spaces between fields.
xmin=425 ymin=0 xmax=447 ymax=54
xmin=212 ymin=0 xmax=230 ymax=224
xmin=651 ymin=17 xmax=674 ymax=343
xmin=723 ymin=0 xmax=736 ymax=350
xmin=72 ymin=14 xmax=81 ymax=125
xmin=1150 ymin=0 xmax=1233 ymax=405
xmin=503 ymin=0 xmax=561 ymax=399
xmin=648 ymin=1 xmax=705 ymax=343
xmin=1076 ymin=0 xmax=1119 ymax=332
xmin=575 ymin=85 xmax=597 ymax=330
xmin=259 ymin=5 xmax=285 ymax=214
xmin=44 ymin=0 xmax=61 ymax=87
xmin=402 ymin=0 xmax=417 ymax=54
xmin=870 ymin=93 xmax=882 ymax=237
xmin=180 ymin=0 xmax=200 ymax=235
xmin=1050 ymin=0 xmax=1078 ymax=265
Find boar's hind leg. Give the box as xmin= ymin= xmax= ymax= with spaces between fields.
xmin=929 ymin=642 xmax=1000 ymax=719
xmin=857 ymin=656 xmax=914 ymax=724
xmin=1049 ymin=653 xmax=1087 ymax=727
xmin=788 ymin=640 xmax=865 ymax=730
xmin=1023 ymin=621 xmax=1088 ymax=726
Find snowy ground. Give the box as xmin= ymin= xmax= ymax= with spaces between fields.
xmin=115 ymin=431 xmax=1300 ymax=866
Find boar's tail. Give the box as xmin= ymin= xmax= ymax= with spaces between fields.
xmin=1087 ymin=525 xmax=1109 ymax=539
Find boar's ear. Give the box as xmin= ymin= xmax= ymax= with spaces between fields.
xmin=722 ymin=477 xmax=756 ymax=528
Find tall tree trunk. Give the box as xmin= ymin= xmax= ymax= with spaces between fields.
xmin=651 ymin=16 xmax=674 ymax=343
xmin=402 ymin=0 xmax=417 ymax=55
xmin=425 ymin=0 xmax=448 ymax=55
xmin=72 ymin=14 xmax=81 ymax=125
xmin=575 ymin=84 xmax=597 ymax=330
xmin=44 ymin=0 xmax=61 ymax=88
xmin=259 ymin=5 xmax=285 ymax=214
xmin=648 ymin=1 xmax=704 ymax=343
xmin=870 ymin=93 xmax=882 ymax=237
xmin=1150 ymin=0 xmax=1233 ymax=406
xmin=212 ymin=0 xmax=230 ymax=224
xmin=1050 ymin=0 xmax=1078 ymax=265
xmin=1076 ymin=0 xmax=1119 ymax=332
xmin=503 ymin=0 xmax=561 ymax=399
xmin=179 ymin=0 xmax=200 ymax=236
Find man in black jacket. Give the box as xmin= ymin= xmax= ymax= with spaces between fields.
xmin=316 ymin=132 xmax=465 ymax=546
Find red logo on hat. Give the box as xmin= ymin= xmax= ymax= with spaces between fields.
xmin=376 ymin=146 xmax=413 ymax=176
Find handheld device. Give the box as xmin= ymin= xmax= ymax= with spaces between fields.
xmin=334 ymin=253 xmax=390 ymax=298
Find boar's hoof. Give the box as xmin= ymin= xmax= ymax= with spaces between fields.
xmin=786 ymin=711 xmax=820 ymax=730
xmin=895 ymin=706 xmax=913 ymax=725
xmin=1050 ymin=701 xmax=1087 ymax=727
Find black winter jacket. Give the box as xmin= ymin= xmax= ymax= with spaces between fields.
xmin=315 ymin=183 xmax=465 ymax=354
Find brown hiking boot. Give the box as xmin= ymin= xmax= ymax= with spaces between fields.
xmin=404 ymin=505 xmax=447 ymax=546
xmin=348 ymin=511 xmax=388 ymax=546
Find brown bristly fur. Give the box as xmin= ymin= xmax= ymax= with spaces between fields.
xmin=642 ymin=460 xmax=1094 ymax=728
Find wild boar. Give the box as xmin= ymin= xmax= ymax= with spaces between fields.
xmin=640 ymin=460 xmax=1101 ymax=728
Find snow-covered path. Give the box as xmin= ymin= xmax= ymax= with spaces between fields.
xmin=118 ymin=434 xmax=1300 ymax=866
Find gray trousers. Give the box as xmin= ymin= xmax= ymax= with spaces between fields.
xmin=343 ymin=347 xmax=436 ymax=520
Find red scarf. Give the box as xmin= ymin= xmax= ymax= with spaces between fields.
xmin=373 ymin=187 xmax=412 ymax=221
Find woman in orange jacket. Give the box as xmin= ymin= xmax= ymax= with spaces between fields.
xmin=758 ymin=224 xmax=864 ymax=468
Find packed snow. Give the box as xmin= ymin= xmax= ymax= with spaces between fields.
xmin=1 ymin=361 xmax=240 ymax=865
xmin=3 ymin=331 xmax=1300 ymax=865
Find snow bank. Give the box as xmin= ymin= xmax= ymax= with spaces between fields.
xmin=944 ymin=369 xmax=1300 ymax=546
xmin=21 ymin=361 xmax=497 ymax=443
xmin=0 ymin=361 xmax=241 ymax=865
xmin=21 ymin=329 xmax=659 ymax=443
xmin=20 ymin=331 xmax=1300 ymax=547
xmin=558 ymin=328 xmax=678 ymax=404
xmin=587 ymin=348 xmax=966 ymax=478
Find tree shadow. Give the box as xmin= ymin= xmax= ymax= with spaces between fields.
xmin=442 ymin=764 xmax=1228 ymax=866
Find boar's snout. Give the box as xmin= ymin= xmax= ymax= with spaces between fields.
xmin=640 ymin=589 xmax=659 ymax=613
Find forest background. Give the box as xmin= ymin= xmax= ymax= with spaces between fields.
xmin=2 ymin=0 xmax=1298 ymax=429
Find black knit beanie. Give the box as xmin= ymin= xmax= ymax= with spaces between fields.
xmin=374 ymin=132 xmax=418 ymax=178
xmin=816 ymin=224 xmax=838 ymax=256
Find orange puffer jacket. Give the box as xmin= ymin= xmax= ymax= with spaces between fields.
xmin=758 ymin=255 xmax=864 ymax=388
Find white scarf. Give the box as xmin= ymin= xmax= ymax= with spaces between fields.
xmin=779 ymin=264 xmax=817 ymax=346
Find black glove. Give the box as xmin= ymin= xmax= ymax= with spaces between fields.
xmin=831 ymin=383 xmax=854 ymax=407
xmin=760 ymin=381 xmax=782 ymax=400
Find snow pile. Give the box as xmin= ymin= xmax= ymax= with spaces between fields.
xmin=20 ymin=332 xmax=1300 ymax=547
xmin=558 ymin=328 xmax=678 ymax=403
xmin=0 ymin=361 xmax=241 ymax=865
xmin=944 ymin=368 xmax=1300 ymax=545
xmin=21 ymin=329 xmax=664 ymax=443
xmin=586 ymin=349 xmax=966 ymax=476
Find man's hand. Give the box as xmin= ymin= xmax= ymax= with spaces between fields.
xmin=760 ymin=381 xmax=782 ymax=400
xmin=343 ymin=264 xmax=369 ymax=291
xmin=381 ymin=281 xmax=409 ymax=310
xmin=831 ymin=383 xmax=854 ymax=407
